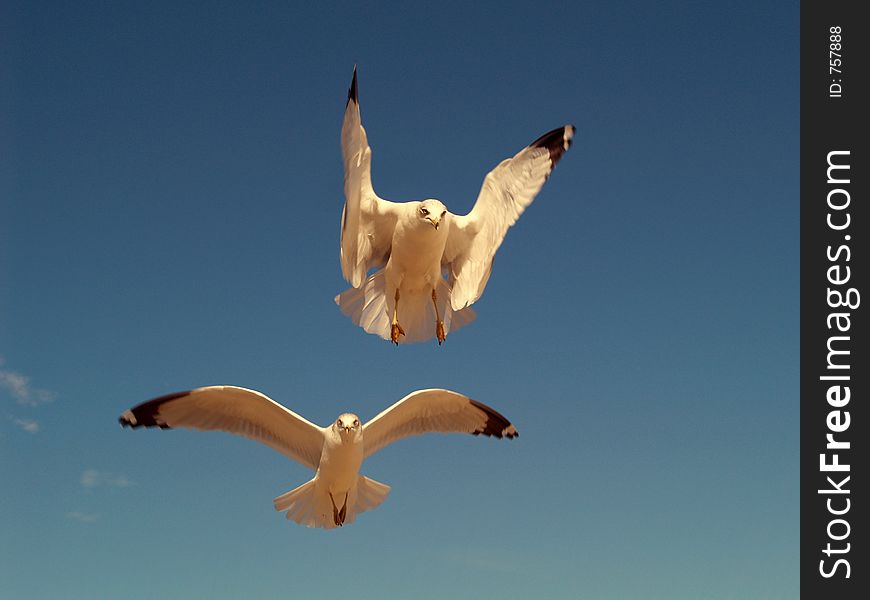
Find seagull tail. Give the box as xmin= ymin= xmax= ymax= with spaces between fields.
xmin=335 ymin=269 xmax=392 ymax=340
xmin=339 ymin=475 xmax=391 ymax=527
xmin=273 ymin=478 xmax=336 ymax=529
xmin=355 ymin=475 xmax=391 ymax=514
xmin=435 ymin=278 xmax=477 ymax=338
xmin=273 ymin=476 xmax=391 ymax=529
xmin=335 ymin=270 xmax=476 ymax=344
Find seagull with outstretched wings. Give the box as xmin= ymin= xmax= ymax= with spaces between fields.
xmin=336 ymin=67 xmax=574 ymax=344
xmin=120 ymin=386 xmax=517 ymax=529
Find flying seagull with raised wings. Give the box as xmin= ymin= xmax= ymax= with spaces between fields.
xmin=119 ymin=386 xmax=517 ymax=529
xmin=336 ymin=67 xmax=574 ymax=344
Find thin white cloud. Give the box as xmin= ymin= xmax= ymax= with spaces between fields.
xmin=66 ymin=511 xmax=99 ymax=523
xmin=80 ymin=469 xmax=135 ymax=489
xmin=0 ymin=357 xmax=56 ymax=407
xmin=12 ymin=418 xmax=40 ymax=434
xmin=110 ymin=474 xmax=135 ymax=488
xmin=81 ymin=469 xmax=100 ymax=488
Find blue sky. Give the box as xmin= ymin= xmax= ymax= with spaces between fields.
xmin=1 ymin=1 xmax=798 ymax=598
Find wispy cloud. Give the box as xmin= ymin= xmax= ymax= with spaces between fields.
xmin=81 ymin=469 xmax=100 ymax=488
xmin=0 ymin=357 xmax=56 ymax=407
xmin=12 ymin=418 xmax=40 ymax=434
xmin=80 ymin=469 xmax=135 ymax=489
xmin=66 ymin=511 xmax=100 ymax=523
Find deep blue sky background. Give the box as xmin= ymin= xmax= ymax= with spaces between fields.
xmin=1 ymin=1 xmax=798 ymax=598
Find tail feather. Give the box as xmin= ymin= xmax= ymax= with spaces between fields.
xmin=355 ymin=476 xmax=391 ymax=513
xmin=335 ymin=270 xmax=475 ymax=344
xmin=273 ymin=475 xmax=391 ymax=529
xmin=273 ymin=478 xmax=334 ymax=528
xmin=335 ymin=270 xmax=392 ymax=339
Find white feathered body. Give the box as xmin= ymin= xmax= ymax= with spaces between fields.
xmin=381 ymin=204 xmax=453 ymax=340
xmin=385 ymin=203 xmax=450 ymax=295
xmin=336 ymin=203 xmax=477 ymax=344
xmin=315 ymin=426 xmax=364 ymax=494
xmin=274 ymin=423 xmax=391 ymax=529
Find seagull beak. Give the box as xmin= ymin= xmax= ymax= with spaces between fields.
xmin=429 ymin=217 xmax=440 ymax=230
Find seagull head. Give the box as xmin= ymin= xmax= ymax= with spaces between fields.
xmin=334 ymin=413 xmax=362 ymax=440
xmin=418 ymin=199 xmax=448 ymax=230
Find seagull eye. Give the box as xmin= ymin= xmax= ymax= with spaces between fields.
xmin=353 ymin=419 xmax=360 ymax=427
xmin=420 ymin=207 xmax=429 ymax=216
xmin=440 ymin=211 xmax=446 ymax=218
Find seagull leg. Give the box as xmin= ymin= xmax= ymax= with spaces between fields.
xmin=338 ymin=493 xmax=348 ymax=525
xmin=432 ymin=288 xmax=446 ymax=345
xmin=329 ymin=492 xmax=342 ymax=527
xmin=390 ymin=289 xmax=405 ymax=345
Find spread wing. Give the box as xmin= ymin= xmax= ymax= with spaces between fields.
xmin=119 ymin=386 xmax=325 ymax=470
xmin=340 ymin=67 xmax=402 ymax=288
xmin=362 ymin=389 xmax=518 ymax=459
xmin=444 ymin=125 xmax=574 ymax=310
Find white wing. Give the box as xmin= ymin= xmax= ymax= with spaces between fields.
xmin=340 ymin=67 xmax=402 ymax=288
xmin=362 ymin=389 xmax=518 ymax=459
xmin=444 ymin=125 xmax=574 ymax=310
xmin=119 ymin=386 xmax=325 ymax=470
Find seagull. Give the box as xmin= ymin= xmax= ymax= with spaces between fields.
xmin=336 ymin=67 xmax=574 ymax=344
xmin=119 ymin=386 xmax=518 ymax=529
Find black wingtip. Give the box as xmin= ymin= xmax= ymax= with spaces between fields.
xmin=530 ymin=124 xmax=575 ymax=167
xmin=347 ymin=66 xmax=358 ymax=105
xmin=118 ymin=390 xmax=192 ymax=429
xmin=468 ymin=399 xmax=519 ymax=439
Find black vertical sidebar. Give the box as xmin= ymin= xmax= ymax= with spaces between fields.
xmin=801 ymin=1 xmax=867 ymax=598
